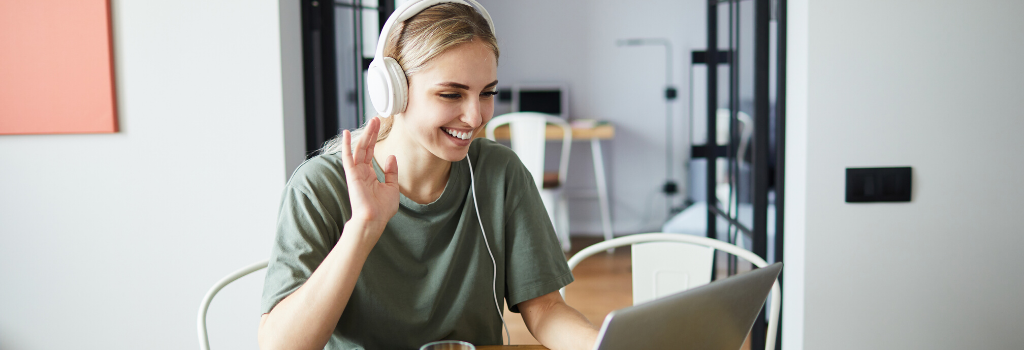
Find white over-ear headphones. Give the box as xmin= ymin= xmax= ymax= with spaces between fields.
xmin=366 ymin=0 xmax=495 ymax=117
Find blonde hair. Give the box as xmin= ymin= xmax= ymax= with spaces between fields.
xmin=320 ymin=3 xmax=499 ymax=154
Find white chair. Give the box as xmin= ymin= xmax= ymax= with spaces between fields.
xmin=559 ymin=233 xmax=780 ymax=350
xmin=197 ymin=260 xmax=269 ymax=350
xmin=486 ymin=112 xmax=573 ymax=251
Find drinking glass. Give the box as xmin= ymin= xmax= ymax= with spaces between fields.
xmin=419 ymin=340 xmax=476 ymax=350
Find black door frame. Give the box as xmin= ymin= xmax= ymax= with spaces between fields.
xmin=700 ymin=0 xmax=786 ymax=349
xmin=300 ymin=0 xmax=394 ymax=157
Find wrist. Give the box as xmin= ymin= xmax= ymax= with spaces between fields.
xmin=345 ymin=218 xmax=387 ymax=233
xmin=341 ymin=219 xmax=387 ymax=248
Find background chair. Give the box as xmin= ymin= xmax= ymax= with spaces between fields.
xmin=559 ymin=233 xmax=780 ymax=350
xmin=197 ymin=260 xmax=268 ymax=350
xmin=486 ymin=112 xmax=572 ymax=251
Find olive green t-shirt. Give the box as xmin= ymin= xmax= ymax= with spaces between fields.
xmin=261 ymin=138 xmax=573 ymax=349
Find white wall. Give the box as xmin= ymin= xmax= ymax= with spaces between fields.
xmin=0 ymin=1 xmax=287 ymax=349
xmin=786 ymin=0 xmax=1024 ymax=348
xmin=782 ymin=0 xmax=808 ymax=349
xmin=479 ymin=0 xmax=707 ymax=234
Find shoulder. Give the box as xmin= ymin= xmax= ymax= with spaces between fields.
xmin=284 ymin=152 xmax=348 ymax=198
xmin=468 ymin=138 xmax=523 ymax=173
xmin=467 ymin=138 xmax=535 ymax=194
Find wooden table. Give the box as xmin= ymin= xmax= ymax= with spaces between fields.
xmin=485 ymin=123 xmax=616 ymax=243
xmin=487 ymin=124 xmax=615 ymax=140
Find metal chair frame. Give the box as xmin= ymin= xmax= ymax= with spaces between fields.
xmin=197 ymin=260 xmax=269 ymax=350
xmin=560 ymin=233 xmax=781 ymax=350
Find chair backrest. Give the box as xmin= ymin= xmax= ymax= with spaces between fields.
xmin=560 ymin=233 xmax=780 ymax=350
xmin=197 ymin=260 xmax=269 ymax=350
xmin=631 ymin=241 xmax=714 ymax=304
xmin=486 ymin=112 xmax=572 ymax=189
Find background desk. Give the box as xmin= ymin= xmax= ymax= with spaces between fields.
xmin=487 ymin=124 xmax=615 ymax=243
xmin=488 ymin=124 xmax=615 ymax=140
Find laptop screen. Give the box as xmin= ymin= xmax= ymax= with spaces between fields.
xmin=518 ymin=90 xmax=562 ymax=116
xmin=593 ymin=262 xmax=782 ymax=350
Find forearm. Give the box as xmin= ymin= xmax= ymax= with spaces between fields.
xmin=258 ymin=220 xmax=382 ymax=350
xmin=521 ymin=296 xmax=599 ymax=350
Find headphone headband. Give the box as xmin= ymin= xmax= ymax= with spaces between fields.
xmin=373 ymin=0 xmax=495 ymax=61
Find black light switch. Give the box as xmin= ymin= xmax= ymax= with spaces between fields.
xmin=846 ymin=167 xmax=912 ymax=203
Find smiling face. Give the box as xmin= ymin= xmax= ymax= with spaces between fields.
xmin=393 ymin=40 xmax=498 ymax=163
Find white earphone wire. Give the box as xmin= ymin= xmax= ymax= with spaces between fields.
xmin=465 ymin=156 xmax=510 ymax=345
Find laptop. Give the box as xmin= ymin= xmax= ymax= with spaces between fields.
xmin=592 ymin=262 xmax=782 ymax=350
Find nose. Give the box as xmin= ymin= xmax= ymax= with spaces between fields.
xmin=461 ymin=98 xmax=485 ymax=128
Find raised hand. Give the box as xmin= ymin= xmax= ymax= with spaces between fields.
xmin=340 ymin=117 xmax=400 ymax=234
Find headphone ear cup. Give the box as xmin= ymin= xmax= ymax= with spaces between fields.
xmin=382 ymin=57 xmax=408 ymax=114
xmin=366 ymin=57 xmax=408 ymax=117
xmin=366 ymin=60 xmax=392 ymax=116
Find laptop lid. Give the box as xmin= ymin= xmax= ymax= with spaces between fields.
xmin=593 ymin=262 xmax=782 ymax=350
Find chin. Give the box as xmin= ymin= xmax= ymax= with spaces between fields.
xmin=435 ymin=148 xmax=470 ymax=163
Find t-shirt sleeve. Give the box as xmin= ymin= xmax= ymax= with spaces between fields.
xmin=260 ymin=176 xmax=346 ymax=314
xmin=501 ymin=157 xmax=574 ymax=313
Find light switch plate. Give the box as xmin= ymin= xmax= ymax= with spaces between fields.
xmin=846 ymin=167 xmax=912 ymax=203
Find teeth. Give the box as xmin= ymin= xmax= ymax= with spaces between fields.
xmin=444 ymin=127 xmax=470 ymax=140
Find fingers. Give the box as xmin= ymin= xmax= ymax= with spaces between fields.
xmin=383 ymin=155 xmax=398 ymax=185
xmin=343 ymin=117 xmax=382 ymax=174
xmin=352 ymin=128 xmax=367 ymax=167
xmin=340 ymin=130 xmax=353 ymax=170
xmin=357 ymin=117 xmax=380 ymax=164
xmin=364 ymin=118 xmax=378 ymax=165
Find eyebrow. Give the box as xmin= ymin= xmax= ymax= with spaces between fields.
xmin=436 ymin=80 xmax=499 ymax=90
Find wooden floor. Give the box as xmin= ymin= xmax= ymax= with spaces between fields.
xmin=501 ymin=236 xmax=754 ymax=350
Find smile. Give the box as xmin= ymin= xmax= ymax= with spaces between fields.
xmin=441 ymin=127 xmax=472 ymax=140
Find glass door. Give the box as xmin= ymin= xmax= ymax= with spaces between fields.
xmin=694 ymin=0 xmax=786 ymax=348
xmin=301 ymin=0 xmax=393 ymax=155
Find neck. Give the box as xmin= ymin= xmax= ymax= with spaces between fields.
xmin=373 ymin=122 xmax=452 ymax=204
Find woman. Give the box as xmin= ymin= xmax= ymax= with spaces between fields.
xmin=257 ymin=2 xmax=598 ymax=349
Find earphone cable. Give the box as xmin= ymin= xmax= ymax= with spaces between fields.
xmin=465 ymin=156 xmax=511 ymax=345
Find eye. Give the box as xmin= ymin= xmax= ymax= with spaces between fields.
xmin=440 ymin=93 xmax=461 ymax=99
xmin=481 ymin=91 xmax=499 ymax=98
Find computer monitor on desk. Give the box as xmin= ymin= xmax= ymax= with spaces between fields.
xmin=512 ymin=83 xmax=569 ymax=120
